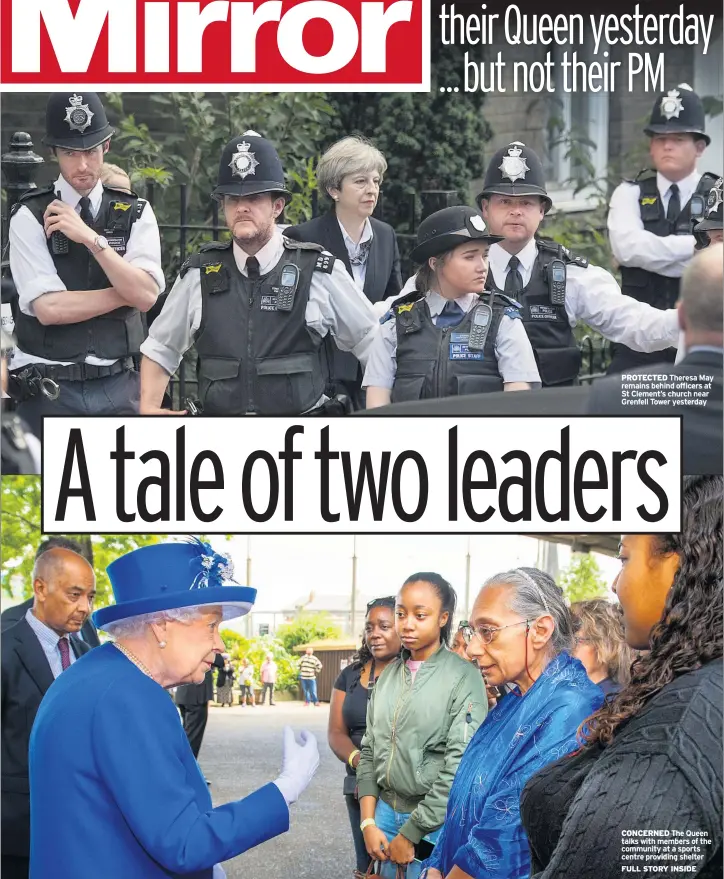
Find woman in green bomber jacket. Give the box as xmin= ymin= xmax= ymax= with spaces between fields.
xmin=356 ymin=573 xmax=487 ymax=879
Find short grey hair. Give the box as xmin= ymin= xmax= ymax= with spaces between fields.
xmin=101 ymin=606 xmax=207 ymax=639
xmin=482 ymin=567 xmax=575 ymax=656
xmin=316 ymin=136 xmax=387 ymax=196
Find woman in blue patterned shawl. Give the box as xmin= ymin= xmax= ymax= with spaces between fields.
xmin=422 ymin=567 xmax=603 ymax=879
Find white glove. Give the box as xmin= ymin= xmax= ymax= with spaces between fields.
xmin=273 ymin=726 xmax=320 ymax=805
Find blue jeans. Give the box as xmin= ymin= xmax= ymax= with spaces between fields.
xmin=301 ymin=678 xmax=318 ymax=703
xmin=374 ymin=798 xmax=441 ymax=879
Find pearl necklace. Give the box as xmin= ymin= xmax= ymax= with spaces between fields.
xmin=113 ymin=642 xmax=157 ymax=681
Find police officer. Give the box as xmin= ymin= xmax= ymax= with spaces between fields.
xmin=1 ymin=329 xmax=40 ymax=474
xmin=7 ymin=92 xmax=164 ymax=435
xmin=363 ymin=206 xmax=540 ymax=407
xmin=607 ymin=84 xmax=717 ymax=372
xmin=694 ymin=177 xmax=723 ymax=249
xmin=140 ymin=132 xmax=378 ymax=416
xmin=475 ymin=141 xmax=680 ymax=387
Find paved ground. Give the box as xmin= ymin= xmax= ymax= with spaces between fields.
xmin=200 ymin=701 xmax=355 ymax=879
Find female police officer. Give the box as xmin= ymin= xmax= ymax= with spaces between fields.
xmin=363 ymin=206 xmax=540 ymax=408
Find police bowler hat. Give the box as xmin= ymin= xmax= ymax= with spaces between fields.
xmin=476 ymin=141 xmax=552 ymax=214
xmin=644 ymin=84 xmax=709 ymax=145
xmin=93 ymin=539 xmax=256 ymax=629
xmin=43 ymin=92 xmax=115 ymax=151
xmin=410 ymin=206 xmax=503 ymax=264
xmin=213 ymin=132 xmax=292 ymax=203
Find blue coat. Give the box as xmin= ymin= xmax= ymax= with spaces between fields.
xmin=422 ymin=652 xmax=603 ymax=879
xmin=29 ymin=643 xmax=289 ymax=878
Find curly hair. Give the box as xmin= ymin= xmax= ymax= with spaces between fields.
xmin=582 ymin=475 xmax=723 ymax=747
xmin=571 ymin=599 xmax=635 ymax=687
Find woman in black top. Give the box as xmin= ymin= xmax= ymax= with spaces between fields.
xmin=328 ymin=597 xmax=402 ymax=873
xmin=521 ymin=475 xmax=723 ymax=878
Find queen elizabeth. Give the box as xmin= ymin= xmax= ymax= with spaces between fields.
xmin=29 ymin=540 xmax=319 ymax=878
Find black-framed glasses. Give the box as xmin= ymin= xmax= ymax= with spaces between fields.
xmin=459 ymin=620 xmax=530 ymax=645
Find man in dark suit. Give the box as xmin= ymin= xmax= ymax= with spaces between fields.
xmin=285 ymin=135 xmax=402 ymax=408
xmin=1 ymin=537 xmax=100 ymax=647
xmin=1 ymin=547 xmax=95 ymax=878
xmin=588 ymin=243 xmax=723 ymax=474
xmin=175 ymin=652 xmax=225 ymax=760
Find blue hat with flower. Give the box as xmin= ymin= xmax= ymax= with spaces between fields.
xmin=93 ymin=539 xmax=256 ymax=629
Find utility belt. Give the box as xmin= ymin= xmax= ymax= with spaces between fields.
xmin=182 ymin=393 xmax=353 ymax=417
xmin=8 ymin=357 xmax=135 ymax=401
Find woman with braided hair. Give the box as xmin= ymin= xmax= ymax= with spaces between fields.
xmin=420 ymin=567 xmax=602 ymax=879
xmin=521 ymin=475 xmax=723 ymax=879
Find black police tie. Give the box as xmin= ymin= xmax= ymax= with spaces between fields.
xmin=246 ymin=256 xmax=260 ymax=280
xmin=666 ymin=184 xmax=680 ymax=224
xmin=78 ymin=196 xmax=93 ymax=226
xmin=436 ymin=299 xmax=465 ymax=328
xmin=504 ymin=255 xmax=524 ymax=296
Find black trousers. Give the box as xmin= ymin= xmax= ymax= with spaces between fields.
xmin=261 ymin=682 xmax=275 ymax=704
xmin=16 ymin=370 xmax=139 ymax=437
xmin=1 ymin=854 xmax=29 ymax=879
xmin=345 ymin=793 xmax=371 ymax=873
xmin=607 ymin=343 xmax=676 ymax=375
xmin=179 ymin=703 xmax=209 ymax=759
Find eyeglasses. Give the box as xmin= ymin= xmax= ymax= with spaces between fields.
xmin=367 ymin=596 xmax=395 ymax=611
xmin=458 ymin=620 xmax=530 ymax=645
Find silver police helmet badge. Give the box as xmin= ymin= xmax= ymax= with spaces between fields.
xmin=229 ymin=141 xmax=260 ymax=179
xmin=469 ymin=215 xmax=487 ymax=232
xmin=499 ymin=142 xmax=529 ymax=183
xmin=706 ymin=178 xmax=723 ymax=216
xmin=660 ymin=89 xmax=684 ymax=121
xmin=64 ymin=94 xmax=94 ymax=134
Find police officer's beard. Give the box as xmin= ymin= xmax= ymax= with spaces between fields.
xmin=232 ymin=217 xmax=275 ymax=252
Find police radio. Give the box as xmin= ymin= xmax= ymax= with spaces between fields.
xmin=467 ymin=303 xmax=493 ymax=351
xmin=276 ymin=263 xmax=300 ymax=312
xmin=50 ymin=191 xmax=69 ymax=256
xmin=547 ymin=258 xmax=566 ymax=306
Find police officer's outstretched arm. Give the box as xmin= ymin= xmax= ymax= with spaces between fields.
xmin=309 ymin=261 xmax=379 ymax=366
xmin=139 ymin=268 xmax=202 ymax=414
xmin=362 ymin=316 xmax=397 ymax=409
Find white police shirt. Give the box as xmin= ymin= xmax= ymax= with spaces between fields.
xmin=9 ymin=175 xmax=165 ymax=370
xmin=362 ymin=289 xmax=541 ymax=390
xmin=486 ymin=238 xmax=679 ymax=353
xmin=607 ymin=169 xmax=702 ymax=278
xmin=141 ymin=224 xmax=378 ymax=378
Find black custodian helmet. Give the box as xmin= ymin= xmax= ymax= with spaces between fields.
xmin=213 ymin=131 xmax=291 ymax=203
xmin=644 ymin=84 xmax=709 ymax=145
xmin=43 ymin=92 xmax=114 ymax=150
xmin=476 ymin=141 xmax=552 ymax=214
xmin=410 ymin=206 xmax=503 ymax=264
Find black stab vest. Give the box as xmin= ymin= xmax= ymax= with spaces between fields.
xmin=390 ymin=292 xmax=508 ymax=403
xmin=486 ymin=242 xmax=582 ymax=387
xmin=12 ymin=185 xmax=146 ymax=362
xmin=620 ymin=173 xmax=718 ymax=310
xmin=191 ymin=239 xmax=330 ymax=415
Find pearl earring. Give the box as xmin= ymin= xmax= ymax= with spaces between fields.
xmin=158 ymin=640 xmax=167 ymax=649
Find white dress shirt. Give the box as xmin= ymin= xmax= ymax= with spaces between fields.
xmin=362 ymin=288 xmax=541 ymax=390
xmin=141 ymin=225 xmax=378 ymax=378
xmin=337 ymin=217 xmax=373 ymax=288
xmin=25 ymin=608 xmax=77 ymax=679
xmin=9 ymin=175 xmax=165 ymax=369
xmin=607 ymin=169 xmax=702 ymax=278
xmin=485 ymin=238 xmax=679 ymax=353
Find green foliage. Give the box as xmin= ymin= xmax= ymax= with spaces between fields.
xmin=217 ymin=630 xmax=300 ymax=693
xmin=105 ymin=92 xmax=334 ymax=278
xmin=326 ymin=36 xmax=493 ymax=232
xmin=1 ymin=476 xmax=167 ymax=605
xmin=559 ymin=554 xmax=608 ymax=603
xmin=275 ymin=611 xmax=342 ymax=653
